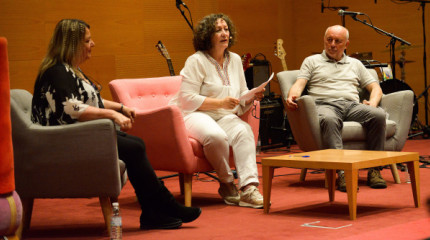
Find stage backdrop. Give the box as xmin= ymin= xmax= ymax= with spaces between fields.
xmin=0 ymin=0 xmax=428 ymax=123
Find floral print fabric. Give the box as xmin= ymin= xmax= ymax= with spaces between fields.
xmin=32 ymin=63 xmax=103 ymax=126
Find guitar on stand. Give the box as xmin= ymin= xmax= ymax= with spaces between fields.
xmin=275 ymin=39 xmax=288 ymax=71
xmin=274 ymin=38 xmax=295 ymax=149
xmin=156 ymin=40 xmax=175 ymax=76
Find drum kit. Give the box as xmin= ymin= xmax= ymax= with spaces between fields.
xmin=350 ymin=45 xmax=420 ymax=126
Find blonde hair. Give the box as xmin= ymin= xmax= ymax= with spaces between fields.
xmin=38 ymin=19 xmax=89 ymax=78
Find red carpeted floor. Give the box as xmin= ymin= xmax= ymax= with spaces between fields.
xmin=23 ymin=139 xmax=430 ymax=240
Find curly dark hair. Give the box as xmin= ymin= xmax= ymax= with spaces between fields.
xmin=192 ymin=13 xmax=237 ymax=53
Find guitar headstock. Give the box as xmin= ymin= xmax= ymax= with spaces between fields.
xmin=274 ymin=39 xmax=286 ymax=60
xmin=156 ymin=40 xmax=171 ymax=60
xmin=241 ymin=53 xmax=252 ymax=71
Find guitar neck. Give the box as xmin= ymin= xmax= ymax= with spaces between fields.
xmin=281 ymin=59 xmax=288 ymax=71
xmin=166 ymin=59 xmax=175 ymax=76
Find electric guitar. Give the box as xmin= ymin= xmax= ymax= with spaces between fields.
xmin=274 ymin=39 xmax=288 ymax=71
xmin=156 ymin=41 xmax=175 ymax=76
xmin=241 ymin=53 xmax=252 ymax=71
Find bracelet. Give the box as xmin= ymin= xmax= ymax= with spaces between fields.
xmin=119 ymin=104 xmax=124 ymax=113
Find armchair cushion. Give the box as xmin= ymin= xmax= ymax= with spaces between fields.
xmin=342 ymin=120 xmax=396 ymax=141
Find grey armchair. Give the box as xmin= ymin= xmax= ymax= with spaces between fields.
xmin=277 ymin=70 xmax=415 ymax=183
xmin=10 ymin=89 xmax=127 ymax=235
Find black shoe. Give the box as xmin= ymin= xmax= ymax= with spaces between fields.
xmin=159 ymin=180 xmax=202 ymax=223
xmin=169 ymin=204 xmax=202 ymax=223
xmin=367 ymin=168 xmax=387 ymax=189
xmin=140 ymin=212 xmax=182 ymax=230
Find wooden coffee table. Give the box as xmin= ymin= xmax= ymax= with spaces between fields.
xmin=261 ymin=149 xmax=420 ymax=220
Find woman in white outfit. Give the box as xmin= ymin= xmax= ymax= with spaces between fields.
xmin=170 ymin=13 xmax=265 ymax=208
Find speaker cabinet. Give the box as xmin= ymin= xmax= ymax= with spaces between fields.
xmin=259 ymin=98 xmax=293 ymax=149
xmin=245 ymin=57 xmax=270 ymax=96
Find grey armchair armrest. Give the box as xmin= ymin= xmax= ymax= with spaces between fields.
xmin=380 ymin=90 xmax=414 ymax=151
xmin=286 ymin=95 xmax=323 ymax=152
xmin=14 ymin=119 xmax=121 ymax=198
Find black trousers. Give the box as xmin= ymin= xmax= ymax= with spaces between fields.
xmin=116 ymin=131 xmax=164 ymax=207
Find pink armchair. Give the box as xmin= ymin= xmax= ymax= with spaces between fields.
xmin=109 ymin=76 xmax=260 ymax=206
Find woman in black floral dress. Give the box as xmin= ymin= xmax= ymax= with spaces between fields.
xmin=31 ymin=19 xmax=201 ymax=230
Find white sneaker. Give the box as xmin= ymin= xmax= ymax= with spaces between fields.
xmin=218 ymin=182 xmax=240 ymax=205
xmin=239 ymin=185 xmax=264 ymax=209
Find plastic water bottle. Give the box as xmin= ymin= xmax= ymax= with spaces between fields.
xmin=110 ymin=202 xmax=122 ymax=240
xmin=404 ymin=165 xmax=411 ymax=184
xmin=256 ymin=137 xmax=262 ymax=154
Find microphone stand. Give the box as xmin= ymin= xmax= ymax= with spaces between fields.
xmin=176 ymin=4 xmax=193 ymax=31
xmin=348 ymin=15 xmax=411 ymax=80
xmin=321 ymin=3 xmax=349 ymax=27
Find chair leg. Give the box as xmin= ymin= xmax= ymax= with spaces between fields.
xmin=183 ymin=174 xmax=193 ymax=207
xmin=299 ymin=168 xmax=307 ymax=181
xmin=99 ymin=197 xmax=113 ymax=236
xmin=390 ymin=163 xmax=401 ymax=184
xmin=179 ymin=173 xmax=185 ymax=195
xmin=20 ymin=198 xmax=33 ymax=233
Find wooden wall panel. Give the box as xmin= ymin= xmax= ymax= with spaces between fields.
xmin=218 ymin=0 xmax=287 ymax=96
xmin=1 ymin=0 xmax=429 ymax=123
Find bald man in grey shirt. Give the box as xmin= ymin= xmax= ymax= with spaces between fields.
xmin=286 ymin=25 xmax=387 ymax=192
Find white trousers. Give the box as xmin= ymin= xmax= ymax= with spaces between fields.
xmin=184 ymin=112 xmax=259 ymax=189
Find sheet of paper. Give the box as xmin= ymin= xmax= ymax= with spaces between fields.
xmin=239 ymin=72 xmax=274 ymax=101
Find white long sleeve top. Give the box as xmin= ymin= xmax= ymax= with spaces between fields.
xmin=169 ymin=51 xmax=252 ymax=120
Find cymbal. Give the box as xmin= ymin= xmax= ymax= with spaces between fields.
xmin=381 ymin=45 xmax=423 ymax=52
xmin=349 ymin=52 xmax=373 ymax=60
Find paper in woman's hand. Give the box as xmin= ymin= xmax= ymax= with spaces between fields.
xmin=239 ymin=72 xmax=274 ymax=101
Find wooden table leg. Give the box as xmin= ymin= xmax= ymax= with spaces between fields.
xmin=344 ymin=169 xmax=358 ymax=220
xmin=263 ymin=165 xmax=274 ymax=214
xmin=406 ymin=161 xmax=421 ymax=207
xmin=326 ymin=169 xmax=336 ymax=202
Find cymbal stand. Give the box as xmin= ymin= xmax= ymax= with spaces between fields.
xmin=399 ymin=0 xmax=430 ymax=128
xmin=399 ymin=50 xmax=406 ymax=81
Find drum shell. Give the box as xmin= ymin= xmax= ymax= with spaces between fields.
xmin=379 ymin=79 xmax=418 ymax=122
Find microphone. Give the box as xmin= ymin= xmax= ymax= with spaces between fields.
xmin=338 ymin=9 xmax=364 ymax=16
xmin=176 ymin=0 xmax=188 ymax=9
